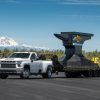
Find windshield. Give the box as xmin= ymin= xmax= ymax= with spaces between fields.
xmin=9 ymin=53 xmax=30 ymax=58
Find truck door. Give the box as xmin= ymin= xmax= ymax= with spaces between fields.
xmin=30 ymin=54 xmax=42 ymax=73
xmin=30 ymin=61 xmax=42 ymax=73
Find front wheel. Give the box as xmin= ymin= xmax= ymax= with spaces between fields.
xmin=20 ymin=68 xmax=30 ymax=79
xmin=0 ymin=73 xmax=8 ymax=79
xmin=42 ymin=68 xmax=52 ymax=78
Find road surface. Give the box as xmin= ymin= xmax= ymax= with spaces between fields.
xmin=0 ymin=73 xmax=100 ymax=100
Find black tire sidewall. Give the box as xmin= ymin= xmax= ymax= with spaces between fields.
xmin=0 ymin=74 xmax=8 ymax=79
xmin=21 ymin=68 xmax=30 ymax=79
xmin=47 ymin=68 xmax=52 ymax=78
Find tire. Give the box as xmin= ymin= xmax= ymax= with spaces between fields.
xmin=84 ymin=71 xmax=92 ymax=77
xmin=42 ymin=74 xmax=47 ymax=78
xmin=0 ymin=74 xmax=8 ymax=79
xmin=65 ymin=72 xmax=70 ymax=78
xmin=92 ymin=70 xmax=99 ymax=77
xmin=98 ymin=70 xmax=100 ymax=77
xmin=42 ymin=68 xmax=52 ymax=78
xmin=88 ymin=71 xmax=93 ymax=77
xmin=65 ymin=72 xmax=74 ymax=78
xmin=20 ymin=68 xmax=30 ymax=79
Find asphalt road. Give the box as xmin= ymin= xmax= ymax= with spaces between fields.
xmin=0 ymin=73 xmax=100 ymax=100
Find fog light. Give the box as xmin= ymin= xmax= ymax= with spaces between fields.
xmin=17 ymin=64 xmax=21 ymax=67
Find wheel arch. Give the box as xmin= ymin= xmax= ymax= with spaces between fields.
xmin=24 ymin=64 xmax=30 ymax=71
xmin=47 ymin=65 xmax=52 ymax=70
xmin=42 ymin=62 xmax=53 ymax=73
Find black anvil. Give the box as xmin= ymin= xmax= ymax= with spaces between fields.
xmin=54 ymin=32 xmax=96 ymax=67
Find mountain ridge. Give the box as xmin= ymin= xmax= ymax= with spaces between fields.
xmin=0 ymin=36 xmax=50 ymax=50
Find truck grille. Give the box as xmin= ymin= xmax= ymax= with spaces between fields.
xmin=1 ymin=61 xmax=16 ymax=68
xmin=1 ymin=64 xmax=16 ymax=68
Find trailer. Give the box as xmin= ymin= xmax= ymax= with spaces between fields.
xmin=52 ymin=32 xmax=100 ymax=77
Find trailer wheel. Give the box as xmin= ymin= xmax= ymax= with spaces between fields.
xmin=0 ymin=73 xmax=8 ymax=79
xmin=84 ymin=71 xmax=92 ymax=77
xmin=92 ymin=70 xmax=99 ymax=77
xmin=20 ymin=68 xmax=30 ymax=79
xmin=88 ymin=70 xmax=93 ymax=77
xmin=65 ymin=72 xmax=72 ymax=78
xmin=98 ymin=70 xmax=100 ymax=77
xmin=42 ymin=68 xmax=52 ymax=78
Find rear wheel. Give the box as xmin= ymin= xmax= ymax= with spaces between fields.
xmin=0 ymin=73 xmax=8 ymax=79
xmin=20 ymin=68 xmax=30 ymax=79
xmin=42 ymin=68 xmax=52 ymax=78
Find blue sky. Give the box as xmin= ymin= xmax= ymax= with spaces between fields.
xmin=0 ymin=0 xmax=100 ymax=51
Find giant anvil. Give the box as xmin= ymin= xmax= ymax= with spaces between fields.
xmin=54 ymin=32 xmax=94 ymax=66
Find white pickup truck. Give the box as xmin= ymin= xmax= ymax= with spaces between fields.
xmin=0 ymin=52 xmax=53 ymax=79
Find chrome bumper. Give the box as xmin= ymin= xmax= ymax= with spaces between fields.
xmin=0 ymin=68 xmax=23 ymax=75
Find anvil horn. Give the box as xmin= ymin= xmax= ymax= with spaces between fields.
xmin=54 ymin=33 xmax=68 ymax=41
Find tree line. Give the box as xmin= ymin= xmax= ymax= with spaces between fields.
xmin=0 ymin=48 xmax=100 ymax=66
xmin=0 ymin=48 xmax=64 ymax=58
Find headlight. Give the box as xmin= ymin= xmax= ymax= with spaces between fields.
xmin=17 ymin=61 xmax=22 ymax=67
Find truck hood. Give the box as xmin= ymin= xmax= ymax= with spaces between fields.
xmin=0 ymin=58 xmax=29 ymax=62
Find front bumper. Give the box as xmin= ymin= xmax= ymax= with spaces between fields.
xmin=0 ymin=68 xmax=24 ymax=75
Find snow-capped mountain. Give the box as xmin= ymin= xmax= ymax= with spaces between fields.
xmin=0 ymin=36 xmax=50 ymax=51
xmin=34 ymin=46 xmax=50 ymax=50
xmin=0 ymin=37 xmax=18 ymax=47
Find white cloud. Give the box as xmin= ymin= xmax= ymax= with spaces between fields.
xmin=7 ymin=0 xmax=20 ymax=3
xmin=49 ymin=0 xmax=100 ymax=5
xmin=64 ymin=14 xmax=100 ymax=18
xmin=0 ymin=0 xmax=20 ymax=4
